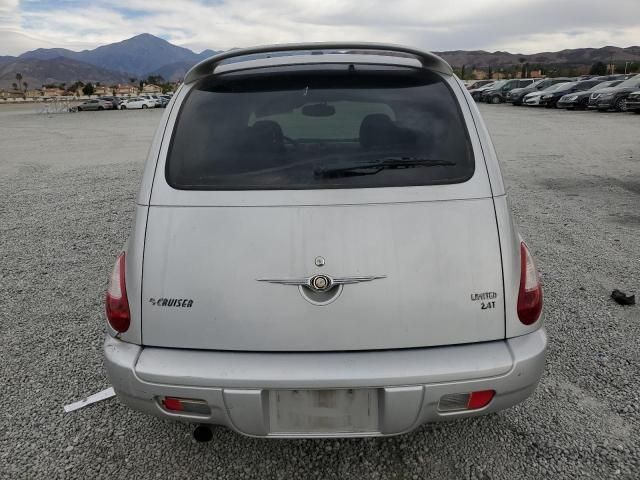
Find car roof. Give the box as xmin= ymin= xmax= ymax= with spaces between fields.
xmin=185 ymin=42 xmax=453 ymax=84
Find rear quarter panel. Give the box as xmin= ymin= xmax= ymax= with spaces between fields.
xmin=494 ymin=196 xmax=544 ymax=337
xmin=107 ymin=205 xmax=147 ymax=344
xmin=455 ymin=78 xmax=543 ymax=337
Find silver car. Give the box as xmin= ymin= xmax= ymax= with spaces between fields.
xmin=104 ymin=43 xmax=546 ymax=440
xmin=76 ymin=98 xmax=113 ymax=111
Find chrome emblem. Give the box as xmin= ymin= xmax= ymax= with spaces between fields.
xmin=258 ymin=274 xmax=386 ymax=292
xmin=311 ymin=275 xmax=330 ymax=291
xmin=314 ymin=256 xmax=325 ymax=267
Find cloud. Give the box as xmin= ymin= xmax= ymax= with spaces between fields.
xmin=0 ymin=0 xmax=639 ymax=56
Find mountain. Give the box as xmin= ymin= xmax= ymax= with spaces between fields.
xmin=7 ymin=34 xmax=640 ymax=88
xmin=147 ymin=60 xmax=202 ymax=83
xmin=0 ymin=56 xmax=16 ymax=66
xmin=19 ymin=48 xmax=77 ymax=61
xmin=20 ymin=33 xmax=203 ymax=78
xmin=148 ymin=50 xmax=222 ymax=82
xmin=435 ymin=46 xmax=640 ymax=68
xmin=0 ymin=57 xmax=131 ymax=88
xmin=198 ymin=49 xmax=219 ymax=59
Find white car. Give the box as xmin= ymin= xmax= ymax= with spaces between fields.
xmin=120 ymin=97 xmax=154 ymax=110
xmin=139 ymin=94 xmax=160 ymax=107
xmin=524 ymin=82 xmax=570 ymax=106
xmin=104 ymin=43 xmax=546 ymax=441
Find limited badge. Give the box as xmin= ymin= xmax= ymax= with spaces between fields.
xmin=471 ymin=292 xmax=498 ymax=310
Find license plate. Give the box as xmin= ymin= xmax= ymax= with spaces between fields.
xmin=268 ymin=389 xmax=379 ymax=434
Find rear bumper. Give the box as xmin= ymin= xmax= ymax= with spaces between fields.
xmin=104 ymin=328 xmax=547 ymax=438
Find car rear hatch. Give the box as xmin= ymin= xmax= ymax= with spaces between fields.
xmin=141 ymin=62 xmax=504 ymax=351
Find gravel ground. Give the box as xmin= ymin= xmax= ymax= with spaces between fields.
xmin=0 ymin=103 xmax=638 ymax=479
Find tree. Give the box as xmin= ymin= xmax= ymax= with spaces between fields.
xmin=23 ymin=81 xmax=28 ymax=91
xmin=487 ymin=66 xmax=493 ymax=79
xmin=129 ymin=77 xmax=136 ymax=84
xmin=15 ymin=72 xmax=22 ymax=86
xmin=460 ymin=64 xmax=466 ymax=80
xmin=12 ymin=82 xmax=18 ymax=90
xmin=589 ymin=61 xmax=607 ymax=76
xmin=68 ymin=81 xmax=84 ymax=94
xmin=146 ymin=75 xmax=165 ymax=85
xmin=82 ymin=83 xmax=95 ymax=96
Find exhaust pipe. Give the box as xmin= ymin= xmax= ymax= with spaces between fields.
xmin=192 ymin=424 xmax=214 ymax=443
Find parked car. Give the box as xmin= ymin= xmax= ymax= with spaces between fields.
xmin=626 ymin=91 xmax=640 ymax=113
xmin=103 ymin=43 xmax=546 ymax=441
xmin=523 ymin=82 xmax=571 ymax=106
xmin=482 ymin=78 xmax=538 ymax=104
xmin=588 ymin=74 xmax=640 ymax=112
xmin=538 ymin=79 xmax=608 ymax=108
xmin=478 ymin=80 xmax=507 ymax=102
xmin=557 ymin=80 xmax=624 ymax=110
xmin=157 ymin=96 xmax=170 ymax=108
xmin=98 ymin=96 xmax=121 ymax=110
xmin=469 ymin=81 xmax=496 ymax=101
xmin=119 ymin=97 xmax=154 ymax=109
xmin=466 ymin=80 xmax=493 ymax=90
xmin=139 ymin=94 xmax=160 ymax=107
xmin=508 ymin=77 xmax=573 ymax=105
xmin=76 ymin=99 xmax=113 ymax=111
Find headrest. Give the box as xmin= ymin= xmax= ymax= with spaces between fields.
xmin=359 ymin=114 xmax=417 ymax=149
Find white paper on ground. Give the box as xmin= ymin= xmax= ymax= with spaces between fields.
xmin=64 ymin=387 xmax=116 ymax=413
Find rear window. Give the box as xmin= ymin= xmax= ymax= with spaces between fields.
xmin=166 ymin=65 xmax=474 ymax=190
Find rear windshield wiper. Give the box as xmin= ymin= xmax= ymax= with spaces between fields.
xmin=314 ymin=157 xmax=456 ymax=178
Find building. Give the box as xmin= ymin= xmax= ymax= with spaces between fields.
xmin=141 ymin=83 xmax=162 ymax=94
xmin=93 ymin=85 xmax=111 ymax=95
xmin=66 ymin=87 xmax=84 ymax=97
xmin=0 ymin=89 xmax=24 ymax=99
xmin=42 ymin=87 xmax=65 ymax=97
xmin=471 ymin=69 xmax=488 ymax=80
xmin=115 ymin=84 xmax=138 ymax=96
xmin=25 ymin=89 xmax=42 ymax=98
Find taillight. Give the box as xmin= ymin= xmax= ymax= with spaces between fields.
xmin=517 ymin=242 xmax=543 ymax=325
xmin=105 ymin=252 xmax=131 ymax=332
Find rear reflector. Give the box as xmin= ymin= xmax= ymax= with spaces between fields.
xmin=161 ymin=397 xmax=210 ymax=415
xmin=467 ymin=390 xmax=495 ymax=410
xmin=162 ymin=397 xmax=183 ymax=412
xmin=438 ymin=390 xmax=495 ymax=412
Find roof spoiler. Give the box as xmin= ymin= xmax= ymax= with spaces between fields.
xmin=184 ymin=42 xmax=453 ymax=84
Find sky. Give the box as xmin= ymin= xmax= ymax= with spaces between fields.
xmin=1 ymin=0 xmax=639 ymax=56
